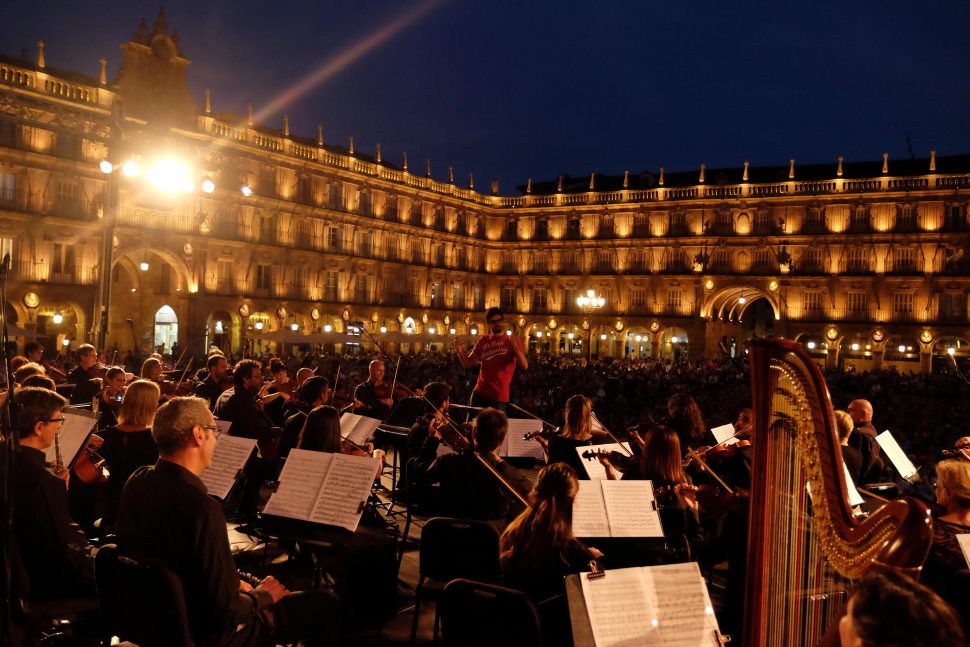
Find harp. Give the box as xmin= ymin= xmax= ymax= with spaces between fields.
xmin=744 ymin=338 xmax=933 ymax=647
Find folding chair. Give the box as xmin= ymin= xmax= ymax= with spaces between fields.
xmin=439 ymin=578 xmax=543 ymax=647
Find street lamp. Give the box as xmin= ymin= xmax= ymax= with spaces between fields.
xmin=576 ymin=289 xmax=605 ymax=359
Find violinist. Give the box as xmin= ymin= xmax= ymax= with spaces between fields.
xmin=4 ymin=387 xmax=96 ymax=600
xmin=353 ymin=359 xmax=393 ymax=421
xmin=599 ymin=424 xmax=702 ymax=557
xmin=26 ymin=340 xmax=67 ymax=384
xmin=665 ymin=393 xmax=711 ymax=458
xmin=96 ymin=379 xmax=161 ymax=527
xmin=92 ymin=366 xmax=128 ymax=430
xmin=280 ymin=376 xmax=329 ymax=459
xmin=542 ymin=394 xmax=596 ymax=479
xmin=196 ymin=354 xmax=231 ymax=411
xmin=411 ymin=407 xmax=531 ymax=526
xmin=297 ymin=404 xmax=384 ymax=464
xmin=262 ymin=359 xmax=294 ymax=426
xmin=13 ymin=361 xmax=45 ymax=385
xmin=67 ymin=344 xmax=102 ymax=405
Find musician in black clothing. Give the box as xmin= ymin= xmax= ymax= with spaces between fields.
xmin=115 ymin=396 xmax=341 ymax=646
xmin=405 ymin=381 xmax=452 ymax=461
xmin=214 ymin=359 xmax=275 ymax=444
xmin=280 ymin=376 xmax=330 ymax=458
xmin=196 ymin=354 xmax=230 ymax=411
xmin=354 ymin=359 xmax=393 ymax=422
xmin=66 ymin=343 xmax=102 ymax=405
xmin=7 ymin=387 xmax=96 ymax=600
xmin=847 ymin=399 xmax=885 ymax=484
xmin=411 ymin=407 xmax=531 ymax=525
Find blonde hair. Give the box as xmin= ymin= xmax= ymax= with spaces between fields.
xmin=833 ymin=410 xmax=854 ymax=443
xmin=141 ymin=357 xmax=162 ymax=379
xmin=936 ymin=460 xmax=970 ymax=509
xmin=562 ymin=395 xmax=592 ymax=440
xmin=118 ymin=379 xmax=161 ymax=428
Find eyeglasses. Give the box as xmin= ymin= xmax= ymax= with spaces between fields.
xmin=43 ymin=417 xmax=66 ymax=425
xmin=202 ymin=424 xmax=223 ymax=439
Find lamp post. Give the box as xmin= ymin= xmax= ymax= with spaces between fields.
xmin=576 ymin=289 xmax=605 ymax=360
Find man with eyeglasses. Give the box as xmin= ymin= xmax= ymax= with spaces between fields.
xmin=454 ymin=306 xmax=529 ymax=412
xmin=116 ymin=396 xmax=341 ymax=646
xmin=6 ymin=387 xmax=96 ymax=601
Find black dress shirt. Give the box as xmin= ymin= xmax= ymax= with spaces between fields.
xmin=67 ymin=366 xmax=101 ymax=406
xmin=214 ymin=387 xmax=274 ymax=442
xmin=353 ymin=380 xmax=390 ymax=422
xmin=7 ymin=445 xmax=95 ymax=600
xmin=195 ymin=377 xmax=225 ymax=411
xmin=115 ymin=460 xmax=273 ymax=644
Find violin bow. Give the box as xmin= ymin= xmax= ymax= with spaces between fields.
xmin=591 ymin=411 xmax=633 ymax=456
xmin=173 ymin=357 xmax=195 ymax=393
xmin=685 ymin=446 xmax=734 ymax=495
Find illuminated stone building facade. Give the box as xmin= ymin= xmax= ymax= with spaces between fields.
xmin=1 ymin=16 xmax=969 ymax=372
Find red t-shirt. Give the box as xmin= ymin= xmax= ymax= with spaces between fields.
xmin=471 ymin=334 xmax=519 ymax=402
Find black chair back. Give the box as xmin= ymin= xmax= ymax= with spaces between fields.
xmin=419 ymin=517 xmax=501 ymax=584
xmin=95 ymin=544 xmax=195 ymax=647
xmin=440 ymin=578 xmax=543 ymax=647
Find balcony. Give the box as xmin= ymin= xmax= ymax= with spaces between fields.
xmin=14 ymin=261 xmax=96 ymax=286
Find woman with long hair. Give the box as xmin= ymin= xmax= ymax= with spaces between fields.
xmin=544 ymin=394 xmax=596 ymax=479
xmin=298 ymin=404 xmax=385 ymax=463
xmin=97 ymin=379 xmax=161 ymax=524
xmin=921 ymin=459 xmax=970 ymax=635
xmin=666 ymin=393 xmax=708 ymax=457
xmin=92 ymin=366 xmax=127 ymax=430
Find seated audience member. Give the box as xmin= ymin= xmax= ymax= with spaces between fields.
xmin=838 ymin=568 xmax=963 ymax=647
xmin=7 ymin=387 xmax=96 ymax=600
xmin=542 ymin=394 xmax=596 ymax=479
xmin=500 ymin=463 xmax=600 ymax=646
xmin=115 ymin=396 xmax=341 ymax=646
xmin=921 ymin=459 xmax=970 ymax=635
xmin=412 ymin=407 xmax=531 ymax=524
xmin=97 ymin=379 xmax=161 ymax=525
xmin=834 ymin=410 xmax=864 ymax=484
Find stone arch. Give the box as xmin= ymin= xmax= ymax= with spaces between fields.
xmin=702 ymin=286 xmax=780 ymax=321
xmin=112 ymin=244 xmax=196 ymax=293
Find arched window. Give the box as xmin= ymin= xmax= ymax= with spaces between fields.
xmin=154 ymin=305 xmax=178 ymax=355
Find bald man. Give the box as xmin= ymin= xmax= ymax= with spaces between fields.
xmin=846 ymin=399 xmax=884 ymax=484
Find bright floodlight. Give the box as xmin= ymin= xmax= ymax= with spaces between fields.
xmin=146 ymin=158 xmax=195 ymax=193
xmin=851 ymin=343 xmax=860 ymax=351
xmin=471 ymin=328 xmax=478 ymax=335
xmin=99 ymin=160 xmax=114 ymax=174
xmin=635 ymin=335 xmax=642 ymax=342
xmin=380 ymin=326 xmax=387 ymax=334
xmin=567 ymin=333 xmax=575 ymax=340
xmin=807 ymin=341 xmax=817 ymax=349
xmin=201 ymin=177 xmax=215 ymax=194
xmin=671 ymin=336 xmax=680 ymax=344
xmin=898 ymin=345 xmax=906 ymax=353
xmin=52 ymin=312 xmax=63 ymax=325
xmin=323 ymin=324 xmax=332 ymax=332
xmin=600 ymin=334 xmax=607 ymax=340
xmin=290 ymin=323 xmax=299 ymax=331
xmin=428 ymin=327 xmax=436 ymax=334
xmin=948 ymin=346 xmax=957 ymax=356
xmin=535 ymin=331 xmax=542 ymax=338
xmin=62 ymin=338 xmax=70 ymax=346
xmin=139 ymin=261 xmax=149 ymax=272
xmin=449 ymin=328 xmax=456 ymax=335
xmin=241 ymin=184 xmax=253 ymax=197
xmin=122 ymin=160 xmax=141 ymax=178
xmin=738 ymin=296 xmax=747 ymax=304
xmin=254 ymin=321 xmax=264 ymax=331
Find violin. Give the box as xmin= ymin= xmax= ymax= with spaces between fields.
xmin=73 ymin=434 xmax=109 ymax=484
xmin=522 ymin=425 xmax=561 ymax=441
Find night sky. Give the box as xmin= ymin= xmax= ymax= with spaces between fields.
xmin=2 ymin=1 xmax=969 ymax=194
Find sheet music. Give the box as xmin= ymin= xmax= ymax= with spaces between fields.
xmin=214 ymin=419 xmax=233 ymax=436
xmin=842 ymin=463 xmax=865 ymax=507
xmin=572 ymin=481 xmax=611 ymax=538
xmin=644 ymin=563 xmax=721 ymax=647
xmin=503 ymin=419 xmax=545 ymax=459
xmin=875 ymin=430 xmax=919 ymax=480
xmin=340 ymin=413 xmax=381 ymax=446
xmin=44 ymin=409 xmax=98 ymax=467
xmin=957 ymin=534 xmax=970 ymax=569
xmin=601 ymin=480 xmax=664 ymax=538
xmin=308 ymin=453 xmax=380 ymax=532
xmin=710 ymin=423 xmax=738 ymax=446
xmin=577 ymin=442 xmax=631 ymax=480
xmin=263 ymin=449 xmax=330 ymax=520
xmin=436 ymin=442 xmax=456 ymax=457
xmin=580 ymin=566 xmax=656 ymax=646
xmin=199 ymin=436 xmax=257 ymax=500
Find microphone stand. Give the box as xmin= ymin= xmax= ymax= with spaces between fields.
xmin=0 ymin=253 xmax=19 ymax=646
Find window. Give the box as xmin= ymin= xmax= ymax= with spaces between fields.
xmin=407 ymin=277 xmax=421 ymax=306
xmin=258 ymin=168 xmax=276 ymax=196
xmin=292 ymin=266 xmax=308 ymax=289
xmin=255 ymin=264 xmax=272 ymax=291
xmin=355 ymin=275 xmax=370 ymax=302
xmin=328 ymin=183 xmax=343 ymax=210
xmin=55 ymin=180 xmax=81 ymax=211
xmin=940 ymin=293 xmax=966 ymax=320
xmin=532 ymin=288 xmax=548 ymax=312
xmin=430 ymin=282 xmax=443 ymax=308
xmin=561 ymin=252 xmax=582 ymax=274
xmin=595 ymin=251 xmax=615 ymax=273
xmin=452 ymin=284 xmax=464 ymax=308
xmin=846 ymin=292 xmax=868 ymax=312
xmin=433 ymin=206 xmax=445 ymax=230
xmin=296 ymin=175 xmax=313 ymax=203
xmin=846 ymin=247 xmax=870 ymax=273
xmin=473 ymin=285 xmax=484 ymax=310
xmin=410 ymin=200 xmax=422 ymax=222
xmin=535 ymin=219 xmax=549 ymax=240
xmin=454 ymin=247 xmax=466 ymax=269
xmin=533 ymin=253 xmax=549 ymax=274
xmin=599 ymin=217 xmax=614 ymax=238
xmin=501 ymin=287 xmax=516 ymax=310
xmin=505 ymin=219 xmax=517 ymax=241
xmin=633 ymin=214 xmax=649 ymax=236
xmin=358 ymin=231 xmax=374 ymax=257
xmin=801 ymin=248 xmax=825 ymax=273
xmin=631 ymin=289 xmax=647 ymax=308
xmin=51 ymin=243 xmax=75 ymax=277
xmin=566 ymin=218 xmax=581 ymax=239
xmin=324 ymin=271 xmax=339 ymax=301
xmin=0 ymin=172 xmax=14 ymax=204
xmin=802 ymin=291 xmax=823 ymax=313
xmin=502 ymin=255 xmax=517 ymax=274
xmin=259 ymin=214 xmax=277 ymax=243
xmin=666 ymin=289 xmax=682 ymax=310
xmin=892 ymin=247 xmax=917 ymax=273
xmin=217 ymin=260 xmax=233 ymax=290
xmin=358 ymin=190 xmax=372 ymax=216
xmin=54 ymin=132 xmax=80 ymax=159
xmin=328 ymin=226 xmax=342 ymax=252
xmin=892 ymin=292 xmax=913 ymax=315
xmin=385 ymin=195 xmax=398 ymax=219
xmin=410 ymin=240 xmax=425 ymax=264
xmin=434 ymin=245 xmax=446 ymax=266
